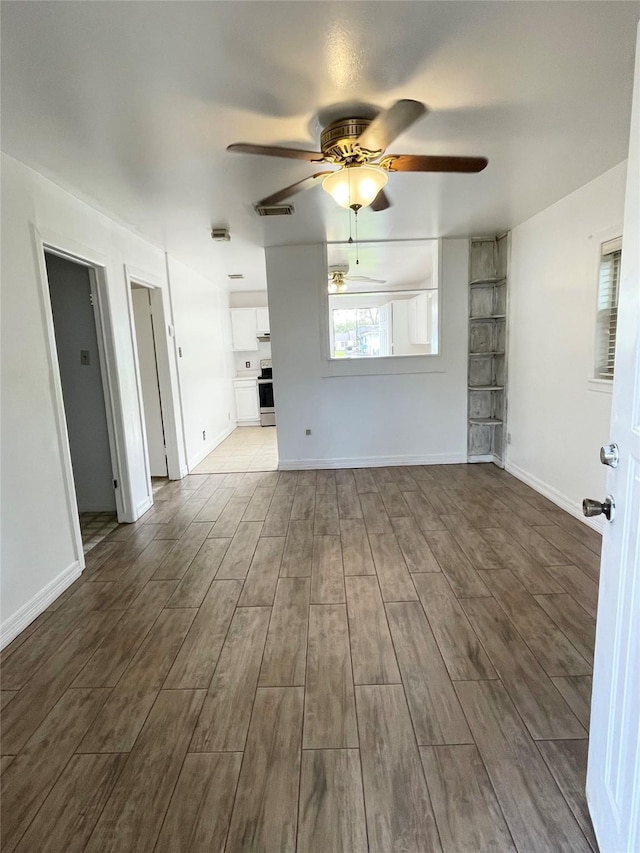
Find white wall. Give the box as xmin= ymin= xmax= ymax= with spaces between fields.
xmin=167 ymin=256 xmax=236 ymax=469
xmin=0 ymin=153 xmax=233 ymax=644
xmin=266 ymin=241 xmax=468 ymax=468
xmin=507 ymin=162 xmax=627 ymax=525
xmin=229 ymin=290 xmax=268 ymax=309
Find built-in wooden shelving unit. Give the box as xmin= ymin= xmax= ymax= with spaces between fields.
xmin=467 ymin=235 xmax=509 ymax=465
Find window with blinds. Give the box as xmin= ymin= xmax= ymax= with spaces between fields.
xmin=595 ymin=236 xmax=622 ymax=380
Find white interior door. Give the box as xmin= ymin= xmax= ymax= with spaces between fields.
xmin=131 ymin=286 xmax=168 ymax=477
xmin=586 ymin=23 xmax=640 ymax=852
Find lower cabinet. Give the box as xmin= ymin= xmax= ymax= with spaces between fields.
xmin=234 ymin=378 xmax=259 ymax=424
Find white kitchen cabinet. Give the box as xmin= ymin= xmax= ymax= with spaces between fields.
xmin=231 ymin=309 xmax=258 ymax=351
xmin=408 ymin=291 xmax=435 ymax=345
xmin=256 ymin=307 xmax=270 ymax=334
xmin=234 ymin=378 xmax=259 ymax=423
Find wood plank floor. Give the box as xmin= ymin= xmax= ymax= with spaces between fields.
xmin=0 ymin=463 xmax=601 ymax=852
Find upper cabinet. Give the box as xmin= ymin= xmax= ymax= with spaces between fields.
xmin=230 ymin=309 xmax=258 ymax=351
xmin=408 ymin=291 xmax=436 ymax=346
xmin=256 ymin=307 xmax=270 ymax=334
xmin=230 ymin=306 xmax=270 ymax=351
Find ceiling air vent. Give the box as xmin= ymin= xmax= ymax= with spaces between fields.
xmin=227 ymin=274 xmax=244 ymax=281
xmin=254 ymin=203 xmax=295 ymax=217
xmin=211 ymin=228 xmax=230 ymax=241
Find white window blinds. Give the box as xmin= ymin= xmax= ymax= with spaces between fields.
xmin=595 ymin=237 xmax=622 ymax=380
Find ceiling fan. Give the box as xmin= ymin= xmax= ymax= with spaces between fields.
xmin=328 ymin=264 xmax=386 ymax=293
xmin=227 ymin=99 xmax=488 ymax=212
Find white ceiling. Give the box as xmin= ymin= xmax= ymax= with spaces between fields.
xmin=2 ymin=1 xmax=638 ymax=292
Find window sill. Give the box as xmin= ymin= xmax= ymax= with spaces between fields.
xmin=588 ymin=378 xmax=613 ymax=394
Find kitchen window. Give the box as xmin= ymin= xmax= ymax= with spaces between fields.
xmin=326 ymin=240 xmax=439 ymax=360
xmin=595 ymin=236 xmax=622 ymax=380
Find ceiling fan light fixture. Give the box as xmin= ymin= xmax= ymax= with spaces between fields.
xmin=322 ymin=164 xmax=388 ymax=211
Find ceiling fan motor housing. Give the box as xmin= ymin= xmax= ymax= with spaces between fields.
xmin=320 ymin=118 xmax=377 ymax=163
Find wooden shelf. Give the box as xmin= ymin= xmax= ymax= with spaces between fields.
xmin=469 ymin=351 xmax=505 ymax=357
xmin=469 ymin=417 xmax=503 ymax=425
xmin=468 ymin=386 xmax=504 ymax=391
xmin=469 ymin=315 xmax=506 ymax=321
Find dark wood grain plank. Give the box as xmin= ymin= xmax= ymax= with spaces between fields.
xmin=424 ymin=530 xmax=491 ymax=597
xmin=225 ymin=687 xmax=304 ymax=853
xmin=483 ymin=570 xmax=592 ymax=677
xmin=346 ymin=576 xmax=401 ymax=684
xmin=392 ymin=516 xmax=441 ymax=572
xmin=280 ymin=519 xmax=314 ymax=577
xmin=481 ymin=527 xmax=564 ymax=593
xmin=259 ymin=577 xmax=310 ymax=687
xmin=304 ymin=604 xmax=358 ymax=749
xmin=533 ymin=525 xmax=601 ymax=581
xmin=1 ymin=688 xmax=110 ymax=853
xmin=386 ymin=601 xmax=472 ymax=745
xmin=78 ymin=608 xmax=196 ymax=752
xmin=14 ymin=753 xmax=126 ymax=853
xmin=190 ymin=606 xmax=271 ymax=752
xmin=261 ymin=494 xmax=293 ymax=536
xmin=298 ymin=749 xmax=368 ymax=853
xmin=340 ymin=518 xmax=375 ymax=575
xmin=534 ymin=594 xmax=595 ymax=665
xmin=291 ymin=484 xmax=316 ymax=520
xmin=537 ymin=739 xmax=598 ymax=850
xmin=73 ymin=580 xmax=177 ymax=687
xmin=421 ymin=745 xmax=516 ymax=853
xmin=84 ymin=689 xmax=205 ymax=853
xmin=356 ymin=684 xmax=441 ymax=853
xmin=310 ymin=535 xmax=345 ymax=604
xmin=456 ymin=680 xmax=591 ymax=853
xmin=314 ymin=492 xmax=340 ymax=535
xmin=461 ymin=597 xmax=586 ymax=739
xmin=551 ymin=676 xmax=593 ymax=728
xmin=412 ymin=573 xmax=496 ymax=680
xmin=238 ymin=535 xmax=285 ymax=606
xmin=368 ymin=533 xmax=418 ymax=601
xmin=154 ymin=752 xmax=242 ymax=852
xmin=359 ymin=492 xmax=392 ymax=534
xmin=215 ymin=521 xmax=262 ymax=580
xmin=164 ymin=579 xmax=242 ymax=688
xmin=151 ymin=522 xmax=213 ymax=579
xmin=337 ymin=483 xmax=363 ymax=519
xmin=548 ymin=564 xmax=599 ymax=617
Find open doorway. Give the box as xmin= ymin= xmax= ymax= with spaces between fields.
xmin=45 ymin=252 xmax=119 ymax=551
xmin=130 ymin=283 xmax=168 ymax=484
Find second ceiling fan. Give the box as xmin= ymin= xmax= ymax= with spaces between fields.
xmin=228 ymin=99 xmax=488 ymax=212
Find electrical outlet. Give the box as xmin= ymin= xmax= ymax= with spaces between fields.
xmin=305 ymin=428 xmax=311 ymax=436
xmin=178 ymin=346 xmax=183 ymax=358
xmin=245 ymin=361 xmax=251 ymax=368
xmin=507 ymin=432 xmax=512 ymax=445
xmin=80 ymin=350 xmax=90 ymax=366
xmin=202 ymin=430 xmax=206 ymax=441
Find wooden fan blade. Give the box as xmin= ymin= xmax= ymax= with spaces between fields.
xmin=385 ymin=154 xmax=488 ymax=173
xmin=371 ymin=189 xmax=391 ymax=212
xmin=228 ymin=143 xmax=324 ymax=162
xmin=345 ymin=276 xmax=387 ymax=284
xmin=257 ymin=171 xmax=333 ymax=206
xmin=357 ymin=100 xmax=427 ymax=153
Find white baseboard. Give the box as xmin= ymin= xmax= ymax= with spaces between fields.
xmin=505 ymin=460 xmax=604 ymax=534
xmin=279 ymin=452 xmax=467 ymax=471
xmin=1 ymin=559 xmax=83 ymax=650
xmin=187 ymin=423 xmax=235 ymax=472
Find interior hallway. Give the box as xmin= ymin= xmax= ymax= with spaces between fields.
xmin=193 ymin=426 xmax=278 ymax=474
xmin=0 ymin=463 xmax=599 ymax=852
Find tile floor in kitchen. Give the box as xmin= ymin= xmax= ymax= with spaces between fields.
xmin=193 ymin=426 xmax=278 ymax=474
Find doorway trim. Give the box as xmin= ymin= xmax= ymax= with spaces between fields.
xmin=31 ymin=225 xmax=129 ymax=573
xmin=124 ymin=265 xmax=184 ymax=484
